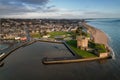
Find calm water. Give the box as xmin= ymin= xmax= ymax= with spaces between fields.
xmin=87 ymin=19 xmax=120 ymax=79
xmin=88 ymin=19 xmax=120 ymax=59
xmin=0 ymin=44 xmax=9 ymax=50
xmin=0 ymin=19 xmax=120 ymax=80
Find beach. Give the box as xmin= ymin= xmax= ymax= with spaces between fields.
xmin=82 ymin=22 xmax=109 ymax=47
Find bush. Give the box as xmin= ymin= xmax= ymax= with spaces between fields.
xmin=89 ymin=41 xmax=107 ymax=53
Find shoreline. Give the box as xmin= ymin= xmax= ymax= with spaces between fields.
xmin=0 ymin=43 xmax=16 ymax=53
xmin=82 ymin=22 xmax=114 ymax=57
xmin=82 ymin=22 xmax=109 ymax=47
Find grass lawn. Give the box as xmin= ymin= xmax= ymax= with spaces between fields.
xmin=89 ymin=41 xmax=107 ymax=53
xmin=30 ymin=33 xmax=41 ymax=38
xmin=49 ymin=31 xmax=72 ymax=38
xmin=66 ymin=40 xmax=96 ymax=58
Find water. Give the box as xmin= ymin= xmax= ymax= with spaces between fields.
xmin=87 ymin=19 xmax=120 ymax=79
xmin=0 ymin=44 xmax=9 ymax=50
xmin=87 ymin=19 xmax=120 ymax=59
xmin=1 ymin=19 xmax=120 ymax=80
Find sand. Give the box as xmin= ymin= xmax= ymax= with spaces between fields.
xmin=82 ymin=22 xmax=109 ymax=47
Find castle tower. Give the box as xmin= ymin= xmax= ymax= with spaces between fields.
xmin=76 ymin=36 xmax=88 ymax=50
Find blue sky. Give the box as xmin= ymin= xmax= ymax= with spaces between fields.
xmin=0 ymin=0 xmax=120 ymax=18
xmin=49 ymin=0 xmax=120 ymax=12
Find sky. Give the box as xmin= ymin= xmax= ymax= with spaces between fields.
xmin=0 ymin=0 xmax=120 ymax=19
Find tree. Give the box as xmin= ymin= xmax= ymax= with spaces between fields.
xmin=76 ymin=27 xmax=83 ymax=36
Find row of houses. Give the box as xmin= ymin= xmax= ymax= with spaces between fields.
xmin=1 ymin=19 xmax=80 ymax=40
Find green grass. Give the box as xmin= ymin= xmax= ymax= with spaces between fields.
xmin=49 ymin=31 xmax=72 ymax=38
xmin=66 ymin=40 xmax=96 ymax=58
xmin=89 ymin=42 xmax=107 ymax=53
xmin=86 ymin=33 xmax=90 ymax=38
xmin=95 ymin=44 xmax=107 ymax=53
xmin=30 ymin=33 xmax=41 ymax=38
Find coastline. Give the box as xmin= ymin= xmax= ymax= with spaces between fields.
xmin=0 ymin=43 xmax=12 ymax=49
xmin=82 ymin=22 xmax=114 ymax=58
xmin=82 ymin=22 xmax=109 ymax=47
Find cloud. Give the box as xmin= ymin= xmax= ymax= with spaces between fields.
xmin=42 ymin=6 xmax=61 ymax=13
xmin=0 ymin=0 xmax=49 ymax=5
xmin=0 ymin=0 xmax=65 ymax=18
xmin=0 ymin=0 xmax=49 ymax=17
xmin=82 ymin=11 xmax=120 ymax=18
xmin=0 ymin=0 xmax=119 ymax=18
